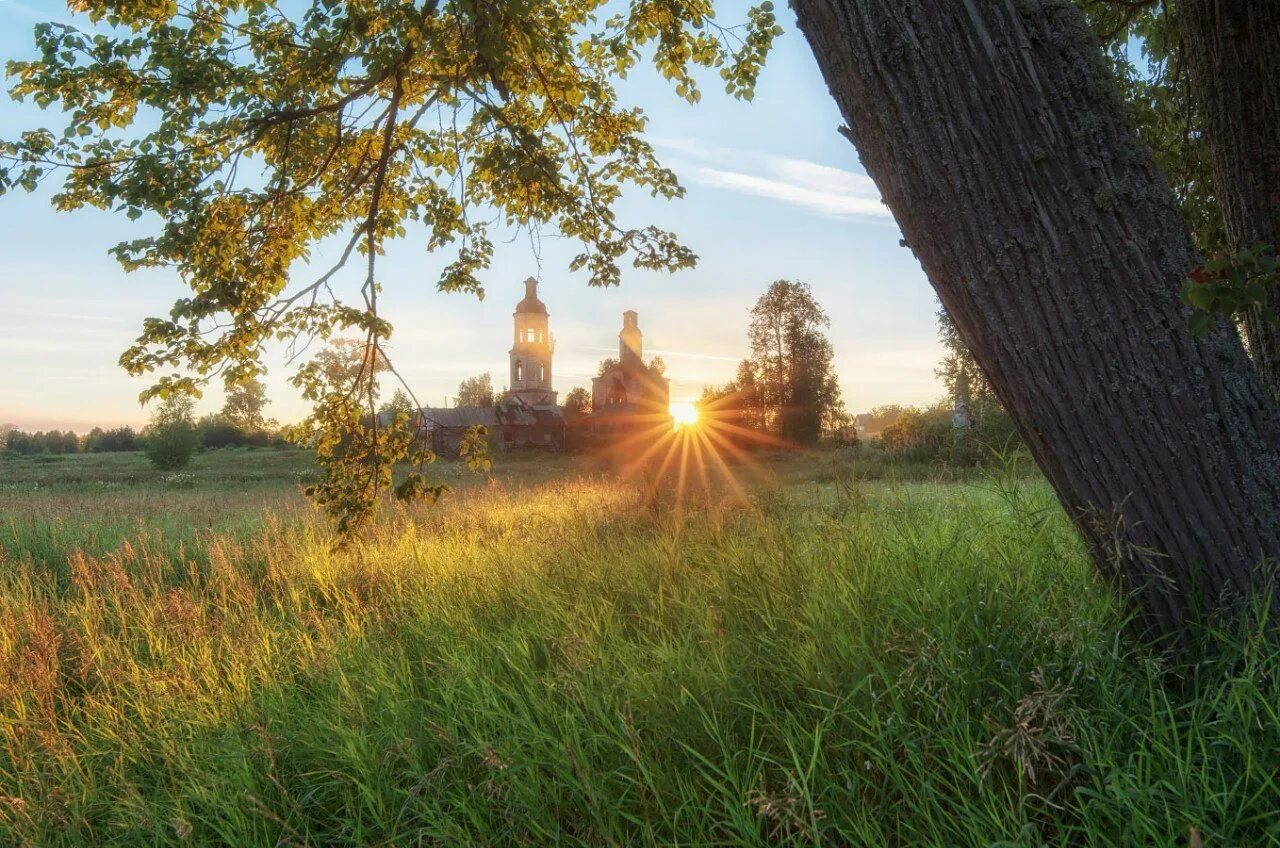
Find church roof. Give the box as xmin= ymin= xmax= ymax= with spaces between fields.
xmin=418 ymin=407 xmax=500 ymax=428
xmin=411 ymin=402 xmax=564 ymax=429
xmin=515 ymin=276 xmax=547 ymax=315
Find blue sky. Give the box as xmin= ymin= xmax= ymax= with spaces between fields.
xmin=0 ymin=0 xmax=943 ymax=431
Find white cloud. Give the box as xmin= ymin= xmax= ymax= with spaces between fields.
xmin=695 ymin=162 xmax=889 ymax=218
xmin=650 ymin=137 xmax=890 ymax=219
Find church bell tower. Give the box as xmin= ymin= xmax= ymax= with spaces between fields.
xmin=619 ymin=309 xmax=643 ymax=366
xmin=508 ymin=277 xmax=557 ymax=407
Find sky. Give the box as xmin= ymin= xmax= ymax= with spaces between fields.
xmin=0 ymin=0 xmax=944 ymax=431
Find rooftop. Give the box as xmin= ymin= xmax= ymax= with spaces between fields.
xmin=515 ymin=276 xmax=547 ymax=315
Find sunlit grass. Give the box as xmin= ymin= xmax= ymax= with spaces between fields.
xmin=1 ymin=450 xmax=1278 ymax=845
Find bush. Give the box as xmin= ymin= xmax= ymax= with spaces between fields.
xmin=143 ymin=396 xmax=199 ymax=470
xmin=874 ymin=404 xmax=952 ymax=460
xmin=872 ymin=398 xmax=1022 ymax=466
xmin=144 ymin=421 xmax=199 ymax=470
xmin=950 ymin=399 xmax=1022 ymax=464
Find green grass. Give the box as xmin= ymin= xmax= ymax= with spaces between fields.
xmin=1 ymin=448 xmax=314 ymax=569
xmin=1 ymin=448 xmax=1278 ymax=845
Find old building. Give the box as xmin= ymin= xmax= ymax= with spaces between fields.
xmin=584 ymin=310 xmax=672 ymax=437
xmin=508 ymin=277 xmax=558 ymax=408
xmin=410 ymin=277 xmax=565 ymax=455
xmin=399 ymin=277 xmax=678 ymax=455
xmin=414 ymin=403 xmax=564 ymax=455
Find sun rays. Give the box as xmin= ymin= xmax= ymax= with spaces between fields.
xmin=594 ymin=393 xmax=799 ymax=516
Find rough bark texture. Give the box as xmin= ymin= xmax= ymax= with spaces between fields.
xmin=1181 ymin=0 xmax=1280 ymax=401
xmin=789 ymin=0 xmax=1280 ymax=644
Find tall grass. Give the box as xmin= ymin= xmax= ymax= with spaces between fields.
xmin=1 ymin=457 xmax=1278 ymax=845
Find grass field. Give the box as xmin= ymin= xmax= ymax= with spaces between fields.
xmin=2 ymin=447 xmax=1278 ymax=845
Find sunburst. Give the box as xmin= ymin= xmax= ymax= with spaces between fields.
xmin=599 ymin=392 xmax=797 ymax=517
xmin=669 ymin=401 xmax=699 ymax=429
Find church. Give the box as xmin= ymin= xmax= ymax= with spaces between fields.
xmin=414 ymin=277 xmax=670 ymax=454
xmin=585 ymin=309 xmax=673 ymax=438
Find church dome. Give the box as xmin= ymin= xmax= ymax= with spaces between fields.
xmin=515 ymin=277 xmax=547 ymax=315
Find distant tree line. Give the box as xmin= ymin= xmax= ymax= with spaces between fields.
xmin=2 ymin=376 xmax=287 ymax=461
xmin=2 ymin=428 xmax=93 ymax=454
xmin=0 ymin=420 xmax=289 ymax=456
xmin=2 ymin=426 xmax=142 ymax=454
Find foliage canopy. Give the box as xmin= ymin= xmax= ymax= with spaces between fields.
xmin=455 ymin=372 xmax=495 ymax=408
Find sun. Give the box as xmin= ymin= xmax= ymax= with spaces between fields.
xmin=669 ymin=401 xmax=699 ymax=429
xmin=669 ymin=401 xmax=700 ymax=429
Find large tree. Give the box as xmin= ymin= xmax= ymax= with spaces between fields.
xmin=790 ymin=0 xmax=1280 ymax=644
xmin=699 ymin=358 xmax=769 ymax=438
xmin=1071 ymin=3 xmax=1280 ymax=397
xmin=934 ymin=1 xmax=1225 ymax=413
xmin=1083 ymin=3 xmax=1224 ymax=257
xmin=745 ymin=280 xmax=845 ymax=444
xmin=455 ymin=372 xmax=495 ymax=408
xmin=221 ymin=374 xmax=271 ymax=431
xmin=310 ymin=338 xmax=389 ymax=395
xmin=935 ymin=305 xmax=993 ymax=409
xmin=1178 ymin=1 xmax=1280 ymax=399
xmin=561 ymin=386 xmax=591 ymax=418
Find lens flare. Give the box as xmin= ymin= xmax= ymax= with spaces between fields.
xmin=669 ymin=401 xmax=699 ymax=429
xmin=602 ymin=391 xmax=797 ymax=520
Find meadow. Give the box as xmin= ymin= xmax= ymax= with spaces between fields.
xmin=1 ymin=447 xmax=1278 ymax=845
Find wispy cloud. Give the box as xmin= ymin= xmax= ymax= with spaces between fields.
xmin=653 ymin=137 xmax=890 ymax=219
xmin=695 ymin=162 xmax=887 ymax=217
xmin=13 ymin=310 xmax=131 ymax=325
xmin=581 ymin=345 xmax=741 ymax=363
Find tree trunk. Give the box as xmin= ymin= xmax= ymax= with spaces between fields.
xmin=1181 ymin=0 xmax=1280 ymax=401
xmin=789 ymin=0 xmax=1280 ymax=646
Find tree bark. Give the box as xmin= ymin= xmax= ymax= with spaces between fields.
xmin=1181 ymin=0 xmax=1280 ymax=401
xmin=789 ymin=0 xmax=1280 ymax=646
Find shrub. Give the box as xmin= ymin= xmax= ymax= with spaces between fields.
xmin=144 ymin=421 xmax=198 ymax=470
xmin=143 ymin=396 xmax=199 ymax=470
xmin=872 ymin=398 xmax=1022 ymax=466
xmin=874 ymin=404 xmax=952 ymax=460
